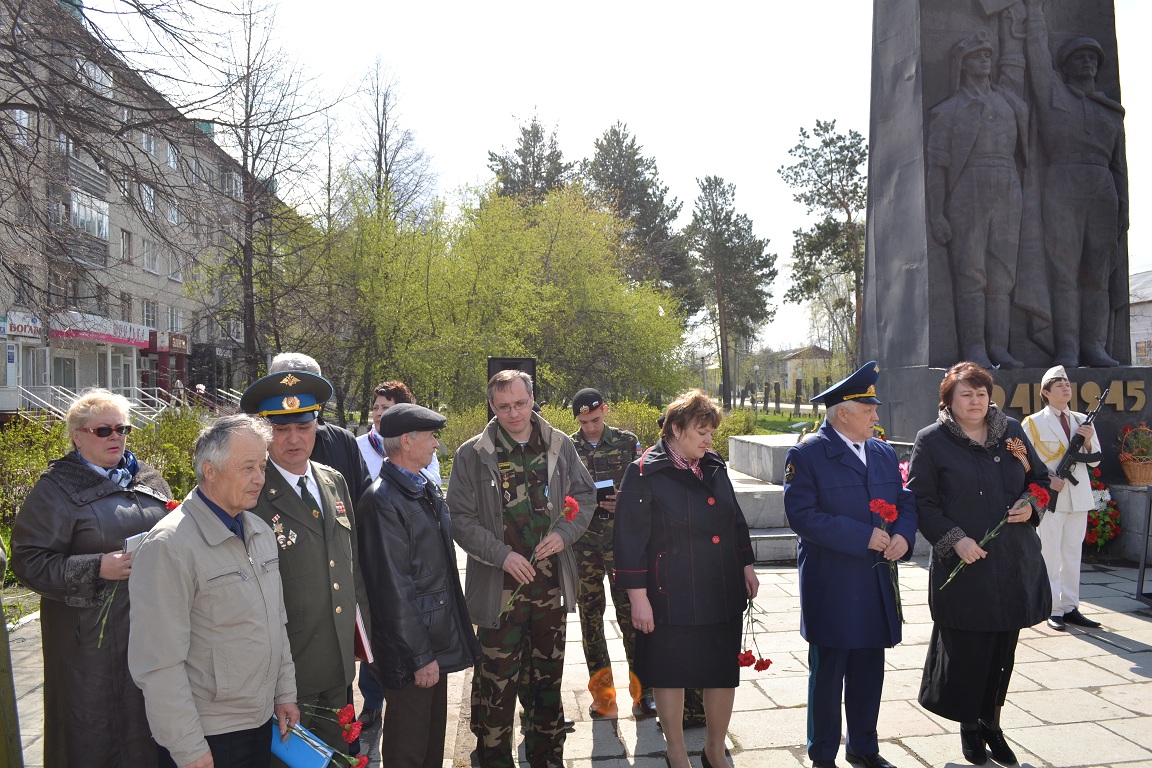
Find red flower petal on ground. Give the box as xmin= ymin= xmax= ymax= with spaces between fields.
xmin=754 ymin=658 xmax=773 ymax=671
xmin=337 ymin=704 xmax=355 ymax=726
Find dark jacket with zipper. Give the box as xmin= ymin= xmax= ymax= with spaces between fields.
xmin=614 ymin=439 xmax=754 ymax=625
xmin=357 ymin=460 xmax=480 ymax=688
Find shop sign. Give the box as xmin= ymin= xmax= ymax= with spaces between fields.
xmin=49 ymin=311 xmax=150 ymax=348
xmin=5 ymin=311 xmax=43 ymax=338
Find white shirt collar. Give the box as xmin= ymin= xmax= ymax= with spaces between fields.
xmin=270 ymin=459 xmax=317 ymax=495
xmin=832 ymin=427 xmax=868 ymax=463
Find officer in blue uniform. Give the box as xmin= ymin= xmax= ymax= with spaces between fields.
xmin=783 ymin=362 xmax=917 ymax=768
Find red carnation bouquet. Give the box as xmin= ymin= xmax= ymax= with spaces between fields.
xmin=869 ymin=499 xmax=903 ymax=623
xmin=295 ymin=704 xmax=368 ymax=767
xmin=940 ymin=483 xmax=1049 ymax=590
xmin=502 ymin=496 xmax=580 ymax=615
xmin=738 ymin=601 xmax=772 ymax=673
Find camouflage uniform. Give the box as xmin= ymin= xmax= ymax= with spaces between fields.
xmin=570 ymin=424 xmax=644 ymax=708
xmin=472 ymin=426 xmax=567 ymax=768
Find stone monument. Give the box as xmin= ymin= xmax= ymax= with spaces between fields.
xmin=862 ymin=0 xmax=1148 ymax=475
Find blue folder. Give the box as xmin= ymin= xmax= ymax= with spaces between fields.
xmin=269 ymin=722 xmax=335 ymax=768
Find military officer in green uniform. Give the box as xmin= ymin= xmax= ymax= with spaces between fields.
xmin=241 ymin=370 xmax=370 ymax=757
xmin=448 ymin=370 xmax=595 ymax=768
xmin=567 ymin=388 xmax=656 ymax=719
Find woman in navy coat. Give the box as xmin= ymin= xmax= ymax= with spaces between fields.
xmin=615 ymin=389 xmax=758 ymax=768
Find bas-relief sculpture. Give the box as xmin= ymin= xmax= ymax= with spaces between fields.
xmin=924 ymin=0 xmax=1129 ymax=369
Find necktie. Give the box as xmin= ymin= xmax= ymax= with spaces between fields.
xmin=853 ymin=443 xmax=864 ymax=457
xmin=1059 ymin=411 xmax=1071 ymax=440
xmin=297 ymin=476 xmax=322 ymax=520
xmin=229 ymin=516 xmax=244 ymax=541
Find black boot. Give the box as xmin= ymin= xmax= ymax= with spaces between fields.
xmin=978 ymin=719 xmax=1017 ymax=765
xmin=961 ymin=723 xmax=987 ymax=765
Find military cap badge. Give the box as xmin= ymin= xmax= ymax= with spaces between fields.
xmin=280 ymin=374 xmax=301 ymax=386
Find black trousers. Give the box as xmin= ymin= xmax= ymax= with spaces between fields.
xmin=157 ymin=721 xmax=271 ymax=768
xmin=381 ymin=676 xmax=449 ymax=768
xmin=919 ymin=624 xmax=1019 ymax=723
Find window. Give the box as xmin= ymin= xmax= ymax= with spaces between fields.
xmin=167 ymin=142 xmax=179 ymax=170
xmin=142 ymin=299 xmax=158 ymax=329
xmin=78 ymin=60 xmax=113 ymax=97
xmin=142 ymin=239 xmax=159 ymax=272
xmin=141 ymin=130 xmax=155 ymax=155
xmin=14 ymin=268 xmax=35 ymax=306
xmin=169 ymin=252 xmax=184 ymax=282
xmin=227 ymin=318 xmax=243 ymax=340
xmin=220 ymin=169 xmax=243 ymax=198
xmin=140 ymin=183 xmax=154 ymax=213
xmin=12 ymin=109 xmax=29 ymax=143
xmin=120 ymin=230 xmax=132 ymax=262
xmin=49 ymin=267 xmax=80 ymax=307
xmin=167 ymin=306 xmax=182 ymax=333
xmin=69 ymin=190 xmax=109 ymax=240
xmin=120 ymin=292 xmax=132 ymax=322
xmin=166 ymin=202 xmax=180 ymax=226
xmin=56 ymin=130 xmax=80 ymax=158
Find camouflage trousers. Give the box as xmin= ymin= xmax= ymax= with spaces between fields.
xmin=575 ymin=514 xmax=646 ymax=706
xmin=472 ymin=568 xmax=567 ymax=768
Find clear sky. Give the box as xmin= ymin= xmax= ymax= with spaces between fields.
xmin=273 ymin=0 xmax=1148 ymax=351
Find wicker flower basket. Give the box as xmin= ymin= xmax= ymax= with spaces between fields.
xmin=1119 ymin=425 xmax=1152 ymax=485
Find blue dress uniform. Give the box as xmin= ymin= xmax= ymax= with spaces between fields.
xmin=783 ymin=362 xmax=917 ymax=767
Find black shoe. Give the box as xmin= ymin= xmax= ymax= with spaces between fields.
xmin=633 ymin=693 xmax=658 ymax=718
xmin=978 ymin=722 xmax=1016 ymax=765
xmin=562 ymin=716 xmax=576 ymax=732
xmin=846 ymin=752 xmax=896 ymax=768
xmin=960 ymin=727 xmax=987 ymax=765
xmin=1047 ymin=614 xmax=1066 ymax=631
xmin=812 ymin=762 xmax=841 ymax=768
xmin=1063 ymin=608 xmax=1101 ymax=628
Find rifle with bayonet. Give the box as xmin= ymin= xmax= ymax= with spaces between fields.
xmin=1047 ymin=386 xmax=1108 ymax=511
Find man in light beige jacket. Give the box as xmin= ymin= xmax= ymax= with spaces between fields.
xmin=129 ymin=414 xmax=300 ymax=768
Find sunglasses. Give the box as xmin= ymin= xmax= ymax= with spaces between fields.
xmin=79 ymin=425 xmax=133 ymax=437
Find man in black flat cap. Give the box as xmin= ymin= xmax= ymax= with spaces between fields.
xmin=241 ymin=370 xmax=370 ymax=757
xmin=357 ymin=403 xmax=480 ymax=768
xmin=783 ymin=362 xmax=917 ymax=768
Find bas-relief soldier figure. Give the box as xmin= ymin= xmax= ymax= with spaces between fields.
xmin=1025 ymin=0 xmax=1128 ymax=368
xmin=927 ymin=20 xmax=1029 ymax=370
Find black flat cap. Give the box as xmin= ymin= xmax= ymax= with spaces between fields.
xmin=378 ymin=403 xmax=446 ymax=437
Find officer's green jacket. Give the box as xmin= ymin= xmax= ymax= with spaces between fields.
xmin=569 ymin=424 xmax=638 ymax=511
xmin=251 ymin=461 xmax=368 ymax=698
xmin=448 ymin=413 xmax=596 ymax=629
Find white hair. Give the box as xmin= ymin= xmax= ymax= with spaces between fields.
xmin=194 ymin=414 xmax=272 ymax=483
xmin=827 ymin=400 xmax=861 ymax=425
xmin=269 ymin=352 xmax=321 ymax=376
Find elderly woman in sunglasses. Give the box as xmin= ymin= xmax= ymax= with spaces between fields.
xmin=11 ymin=388 xmax=175 ymax=768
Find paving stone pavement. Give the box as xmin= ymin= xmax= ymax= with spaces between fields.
xmin=10 ymin=555 xmax=1152 ymax=768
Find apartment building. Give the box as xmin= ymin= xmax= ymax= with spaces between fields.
xmin=0 ymin=0 xmax=249 ymax=413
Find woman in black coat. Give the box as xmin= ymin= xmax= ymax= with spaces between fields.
xmin=11 ymin=389 xmax=173 ymax=768
xmin=907 ymin=362 xmax=1051 ymax=767
xmin=615 ymin=389 xmax=758 ymax=768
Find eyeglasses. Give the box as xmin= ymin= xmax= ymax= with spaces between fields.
xmin=493 ymin=399 xmax=531 ymax=415
xmin=78 ymin=425 xmax=133 ymax=437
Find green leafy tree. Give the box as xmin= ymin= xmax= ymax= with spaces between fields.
xmin=687 ymin=176 xmax=777 ymax=409
xmin=778 ymin=120 xmax=867 ymax=365
xmin=487 ymin=116 xmax=573 ymax=202
xmin=583 ymin=122 xmax=700 ymax=314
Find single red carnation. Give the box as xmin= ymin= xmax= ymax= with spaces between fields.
xmin=563 ymin=496 xmax=579 ymax=522
xmin=869 ymin=499 xmax=898 ymax=524
xmin=337 ymin=704 xmax=355 ymax=726
xmin=355 ymin=757 xmax=368 ymax=768
xmin=342 ymin=721 xmax=362 ymax=743
xmin=754 ymin=658 xmax=773 ymax=671
xmin=166 ymin=499 xmax=180 ymax=510
xmin=1093 ymin=468 xmax=1102 ymax=478
xmin=1123 ymin=425 xmax=1134 ymax=435
xmin=737 ymin=650 xmax=756 ymax=667
xmin=1027 ymin=483 xmax=1050 ymax=509
xmin=1087 ymin=532 xmax=1099 ymax=544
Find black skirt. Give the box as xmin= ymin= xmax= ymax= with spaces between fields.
xmin=919 ymin=623 xmax=1020 ymax=723
xmin=634 ymin=616 xmax=743 ymax=689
